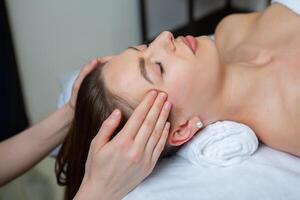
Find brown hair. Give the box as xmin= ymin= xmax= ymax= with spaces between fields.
xmin=55 ymin=63 xmax=178 ymax=200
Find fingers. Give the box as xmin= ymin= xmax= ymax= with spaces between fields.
xmin=74 ymin=59 xmax=98 ymax=92
xmin=85 ymin=108 xmax=120 ymax=178
xmin=143 ymin=101 xmax=172 ymax=160
xmin=151 ymin=122 xmax=170 ymax=163
xmin=121 ymin=91 xmax=158 ymax=138
xmin=97 ymin=56 xmax=113 ymax=63
xmin=91 ymin=109 xmax=122 ymax=150
xmin=134 ymin=93 xmax=169 ymax=149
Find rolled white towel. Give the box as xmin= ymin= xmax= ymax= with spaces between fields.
xmin=177 ymin=121 xmax=258 ymax=167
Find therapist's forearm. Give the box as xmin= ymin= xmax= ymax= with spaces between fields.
xmin=0 ymin=104 xmax=73 ymax=186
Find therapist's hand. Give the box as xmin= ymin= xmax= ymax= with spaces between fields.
xmin=74 ymin=91 xmax=172 ymax=200
xmin=68 ymin=59 xmax=99 ymax=110
xmin=68 ymin=56 xmax=112 ymax=110
xmin=67 ymin=56 xmax=112 ymax=112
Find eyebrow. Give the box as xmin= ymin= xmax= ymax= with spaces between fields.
xmin=128 ymin=47 xmax=153 ymax=84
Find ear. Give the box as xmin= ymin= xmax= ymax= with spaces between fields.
xmin=168 ymin=116 xmax=203 ymax=146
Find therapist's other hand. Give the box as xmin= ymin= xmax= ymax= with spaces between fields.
xmin=74 ymin=91 xmax=172 ymax=200
xmin=68 ymin=59 xmax=99 ymax=110
xmin=68 ymin=56 xmax=112 ymax=110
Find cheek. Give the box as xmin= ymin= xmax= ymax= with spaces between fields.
xmin=164 ymin=71 xmax=195 ymax=109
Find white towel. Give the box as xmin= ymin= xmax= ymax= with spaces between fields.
xmin=177 ymin=121 xmax=258 ymax=167
xmin=57 ymin=69 xmax=80 ymax=108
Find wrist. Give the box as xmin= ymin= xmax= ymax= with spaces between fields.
xmin=61 ymin=103 xmax=75 ymax=118
xmin=74 ymin=176 xmax=122 ymax=200
xmin=74 ymin=176 xmax=124 ymax=200
xmin=34 ymin=103 xmax=74 ymax=147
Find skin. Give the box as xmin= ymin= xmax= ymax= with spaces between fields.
xmin=102 ymin=4 xmax=300 ymax=156
xmin=214 ymin=4 xmax=300 ymax=156
xmin=103 ymin=33 xmax=221 ymax=145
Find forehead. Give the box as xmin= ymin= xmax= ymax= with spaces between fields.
xmin=102 ymin=50 xmax=150 ymax=106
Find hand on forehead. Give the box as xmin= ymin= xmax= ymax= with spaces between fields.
xmin=102 ymin=53 xmax=158 ymax=107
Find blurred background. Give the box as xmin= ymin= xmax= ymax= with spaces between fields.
xmin=0 ymin=0 xmax=269 ymax=199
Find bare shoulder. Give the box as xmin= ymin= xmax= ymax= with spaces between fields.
xmin=252 ymin=4 xmax=300 ymax=37
xmin=215 ymin=4 xmax=300 ymax=63
xmin=259 ymin=3 xmax=300 ymax=22
xmin=215 ymin=12 xmax=259 ymax=44
xmin=214 ymin=12 xmax=261 ymax=62
xmin=215 ymin=3 xmax=300 ymax=43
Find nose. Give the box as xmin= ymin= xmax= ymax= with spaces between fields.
xmin=149 ymin=31 xmax=175 ymax=51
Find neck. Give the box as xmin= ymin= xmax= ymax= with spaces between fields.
xmin=201 ymin=62 xmax=265 ymax=127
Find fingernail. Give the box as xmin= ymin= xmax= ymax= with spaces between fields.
xmin=164 ymin=101 xmax=172 ymax=110
xmin=149 ymin=90 xmax=157 ymax=96
xmin=112 ymin=109 xmax=120 ymax=118
xmin=196 ymin=121 xmax=203 ymax=129
xmin=158 ymin=92 xmax=167 ymax=100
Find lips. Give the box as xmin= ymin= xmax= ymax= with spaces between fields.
xmin=182 ymin=35 xmax=197 ymax=54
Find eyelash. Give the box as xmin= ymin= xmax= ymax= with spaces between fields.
xmin=144 ymin=43 xmax=164 ymax=75
xmin=155 ymin=62 xmax=165 ymax=75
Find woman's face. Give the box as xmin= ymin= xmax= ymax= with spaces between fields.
xmin=102 ymin=31 xmax=223 ymax=125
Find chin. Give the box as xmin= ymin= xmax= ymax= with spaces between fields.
xmin=195 ymin=36 xmax=217 ymax=58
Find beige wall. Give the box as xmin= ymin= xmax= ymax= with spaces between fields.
xmin=6 ymin=0 xmax=140 ymax=123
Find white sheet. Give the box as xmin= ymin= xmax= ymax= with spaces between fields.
xmin=123 ymin=143 xmax=300 ymax=200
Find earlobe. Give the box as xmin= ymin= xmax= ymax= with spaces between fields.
xmin=168 ymin=116 xmax=203 ymax=146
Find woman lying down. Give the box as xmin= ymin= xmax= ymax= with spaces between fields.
xmin=56 ymin=1 xmax=300 ymax=199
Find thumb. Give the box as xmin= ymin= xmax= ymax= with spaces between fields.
xmin=93 ymin=109 xmax=122 ymax=149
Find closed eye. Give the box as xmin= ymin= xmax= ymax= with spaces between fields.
xmin=128 ymin=45 xmax=164 ymax=77
xmin=155 ymin=62 xmax=165 ymax=75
